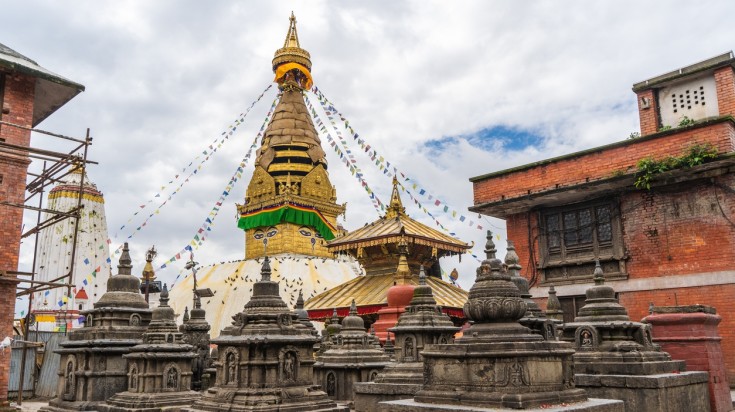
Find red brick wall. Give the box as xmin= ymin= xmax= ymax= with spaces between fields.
xmin=621 ymin=175 xmax=735 ymax=279
xmin=472 ymin=121 xmax=735 ymax=206
xmin=637 ymin=89 xmax=659 ymax=136
xmin=715 ymin=66 xmax=735 ymax=117
xmin=0 ymin=73 xmax=34 ymax=404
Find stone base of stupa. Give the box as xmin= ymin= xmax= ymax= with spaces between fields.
xmin=96 ymin=390 xmax=201 ymax=412
xmin=379 ymin=398 xmax=624 ymax=411
xmin=575 ymin=371 xmax=709 ymax=412
xmin=354 ymin=382 xmax=421 ymax=412
xmin=354 ymin=362 xmax=425 ymax=412
xmin=184 ymin=385 xmax=349 ymax=412
xmin=40 ymin=399 xmax=103 ymax=412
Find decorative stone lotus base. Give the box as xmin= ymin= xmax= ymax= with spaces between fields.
xmin=354 ymin=381 xmax=421 ymax=412
xmin=183 ymin=385 xmax=349 ymax=412
xmin=96 ymin=390 xmax=201 ymax=412
xmin=378 ymin=398 xmax=625 ymax=411
xmin=575 ymin=371 xmax=710 ymax=412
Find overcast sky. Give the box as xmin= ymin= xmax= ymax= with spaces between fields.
xmin=5 ymin=1 xmax=735 ymax=313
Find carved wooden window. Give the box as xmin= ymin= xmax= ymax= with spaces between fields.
xmin=539 ymin=199 xmax=626 ymax=284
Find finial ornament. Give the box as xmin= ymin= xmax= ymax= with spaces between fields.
xmin=418 ymin=265 xmax=427 ymax=285
xmin=160 ymin=283 xmax=169 ymax=306
xmin=118 ymin=242 xmax=133 ymax=275
xmin=385 ymin=176 xmax=406 ymax=219
xmin=272 ymin=12 xmax=313 ymax=89
xmin=261 ymin=256 xmax=272 ymax=282
xmin=593 ymin=260 xmax=604 ymax=285
xmin=350 ymin=299 xmax=358 ymax=316
xmin=484 ymin=230 xmax=496 ymax=260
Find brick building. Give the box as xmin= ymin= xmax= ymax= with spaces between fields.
xmin=0 ymin=43 xmax=83 ymax=404
xmin=469 ymin=52 xmax=735 ymax=382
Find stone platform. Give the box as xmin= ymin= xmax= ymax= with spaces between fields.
xmin=379 ymin=398 xmax=624 ymax=412
xmin=354 ymin=380 xmax=421 ymax=412
xmin=576 ymin=371 xmax=710 ymax=412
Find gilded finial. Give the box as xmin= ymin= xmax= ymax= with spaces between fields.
xmin=385 ymin=175 xmax=406 ymax=219
xmin=273 ymin=12 xmax=313 ymax=89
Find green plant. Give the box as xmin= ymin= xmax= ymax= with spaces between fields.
xmin=658 ymin=125 xmax=672 ymax=132
xmin=628 ymin=132 xmax=640 ymax=140
xmin=634 ymin=144 xmax=718 ymax=190
xmin=678 ymin=116 xmax=696 ymax=127
xmin=611 ymin=169 xmax=626 ymax=178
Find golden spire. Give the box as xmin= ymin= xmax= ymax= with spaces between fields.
xmin=272 ymin=12 xmax=312 ymax=73
xmin=385 ymin=176 xmax=406 ymax=219
xmin=394 ymin=237 xmax=411 ymax=284
xmin=141 ymin=245 xmax=157 ymax=282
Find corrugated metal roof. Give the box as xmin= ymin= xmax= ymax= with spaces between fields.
xmin=304 ymin=274 xmax=468 ymax=314
xmin=168 ymin=254 xmax=361 ymax=337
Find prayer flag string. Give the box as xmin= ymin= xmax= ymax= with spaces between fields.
xmin=160 ymin=95 xmax=281 ymax=279
xmin=114 ymin=84 xmax=274 ymax=245
xmin=303 ymin=93 xmax=384 ymax=214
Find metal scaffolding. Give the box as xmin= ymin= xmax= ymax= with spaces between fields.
xmin=0 ymin=120 xmax=96 ymax=404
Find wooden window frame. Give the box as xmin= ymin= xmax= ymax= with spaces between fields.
xmin=538 ymin=198 xmax=627 ymax=285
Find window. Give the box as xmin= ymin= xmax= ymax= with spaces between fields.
xmin=540 ymin=199 xmax=626 ymax=284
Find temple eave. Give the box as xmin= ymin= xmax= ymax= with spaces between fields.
xmin=328 ymin=234 xmax=469 ymax=254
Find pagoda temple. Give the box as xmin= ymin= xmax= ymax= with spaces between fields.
xmin=304 ymin=177 xmax=471 ymax=326
xmin=168 ymin=13 xmax=359 ymax=335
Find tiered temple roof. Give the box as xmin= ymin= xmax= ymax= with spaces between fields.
xmin=305 ymin=177 xmax=470 ymax=318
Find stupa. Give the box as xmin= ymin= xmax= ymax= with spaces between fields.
xmin=559 ymin=261 xmax=710 ymax=411
xmin=504 ymin=239 xmax=557 ymax=341
xmin=353 ymin=266 xmax=460 ymax=411
xmin=42 ymin=243 xmax=152 ymax=412
xmin=168 ymin=12 xmax=359 ymax=336
xmin=98 ymin=284 xmax=200 ymax=411
xmin=179 ymin=292 xmax=213 ymax=391
xmin=313 ymin=300 xmax=391 ymax=403
xmin=306 ymin=177 xmax=471 ymax=338
xmin=185 ymin=257 xmax=346 ymax=412
xmin=32 ymin=169 xmax=112 ymax=331
xmin=545 ymin=285 xmax=564 ymax=322
xmin=381 ymin=245 xmax=624 ymax=411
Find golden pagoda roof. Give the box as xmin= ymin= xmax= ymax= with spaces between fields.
xmin=328 ymin=178 xmax=470 ymax=254
xmin=303 ymin=273 xmax=468 ymax=318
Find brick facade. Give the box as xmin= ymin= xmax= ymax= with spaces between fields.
xmin=0 ymin=73 xmax=34 ymax=405
xmin=470 ymin=56 xmax=735 ymax=383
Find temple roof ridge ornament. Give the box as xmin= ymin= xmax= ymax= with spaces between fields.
xmin=385 ymin=176 xmax=407 ymax=219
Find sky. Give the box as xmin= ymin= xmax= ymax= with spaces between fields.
xmin=4 ymin=1 xmax=735 ymax=315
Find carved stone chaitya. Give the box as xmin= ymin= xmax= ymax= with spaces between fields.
xmin=314 ymin=300 xmax=391 ymax=404
xmin=504 ymin=240 xmax=558 ymax=341
xmin=179 ymin=293 xmax=213 ymax=391
xmin=560 ymin=261 xmax=710 ymax=412
xmin=98 ymin=284 xmax=200 ymax=411
xmin=185 ymin=257 xmax=346 ymax=412
xmin=354 ymin=267 xmax=460 ymax=412
xmin=42 ymin=243 xmax=152 ymax=412
xmin=380 ymin=247 xmax=624 ymax=411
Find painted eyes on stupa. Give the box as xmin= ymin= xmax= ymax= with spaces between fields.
xmin=254 ymin=227 xmax=278 ymax=239
xmin=299 ymin=227 xmax=312 ymax=237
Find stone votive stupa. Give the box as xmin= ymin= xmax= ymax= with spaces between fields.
xmin=545 ymin=285 xmax=565 ymax=323
xmin=381 ymin=245 xmax=624 ymax=411
xmin=505 ymin=240 xmax=558 ymax=341
xmin=354 ymin=266 xmax=460 ymax=412
xmin=560 ymin=261 xmax=710 ymax=411
xmin=42 ymin=243 xmax=153 ymax=412
xmin=98 ymin=284 xmax=200 ymax=411
xmin=185 ymin=257 xmax=346 ymax=412
xmin=314 ymin=300 xmax=391 ymax=404
xmin=179 ymin=292 xmax=213 ymax=391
